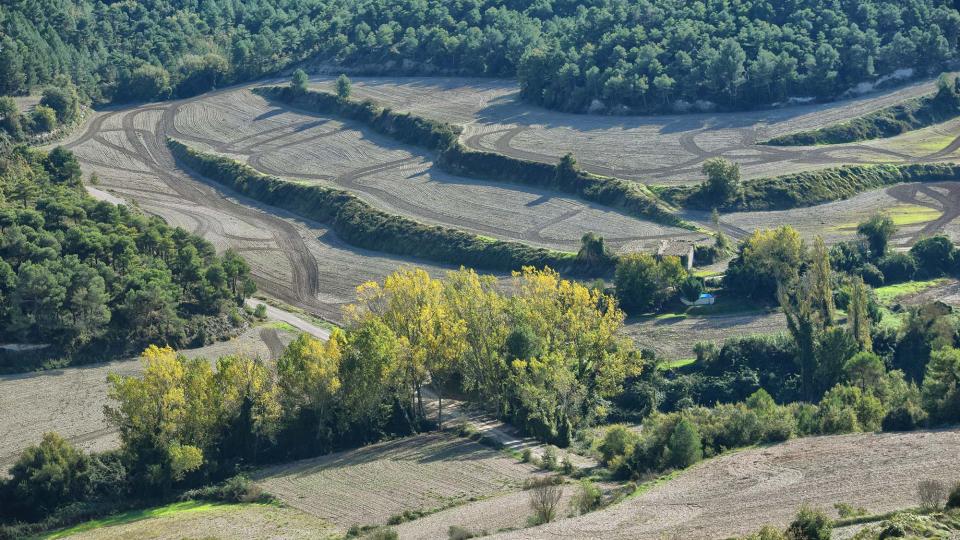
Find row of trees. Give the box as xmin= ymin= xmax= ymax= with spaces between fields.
xmin=0 ymin=144 xmax=255 ymax=359
xmin=0 ymin=266 xmax=641 ymax=527
xmin=3 ymin=0 xmax=957 ymax=113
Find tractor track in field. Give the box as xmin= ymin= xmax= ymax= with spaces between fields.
xmin=66 ymin=96 xmax=328 ymax=316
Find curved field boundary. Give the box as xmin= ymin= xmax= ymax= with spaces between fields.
xmin=494 ymin=428 xmax=960 ymax=540
xmin=661 ymin=162 xmax=960 ymax=212
xmin=764 ymin=87 xmax=960 ymax=146
xmin=253 ymin=86 xmax=694 ymax=231
xmin=167 ymin=139 xmax=608 ymax=275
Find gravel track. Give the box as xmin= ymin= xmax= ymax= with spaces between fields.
xmin=492 ymin=429 xmax=960 ymax=540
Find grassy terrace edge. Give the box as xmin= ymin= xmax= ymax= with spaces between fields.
xmin=166 ymin=139 xmax=611 ymax=275
xmin=659 ymin=162 xmax=960 ymax=212
xmin=252 ymin=85 xmax=696 ymax=231
xmin=762 ymin=77 xmax=960 ymax=146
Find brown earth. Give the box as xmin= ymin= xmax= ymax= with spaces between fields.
xmin=253 ymin=432 xmax=550 ymax=531
xmin=492 ymin=429 xmax=960 ymax=540
xmin=0 ymin=326 xmax=292 ymax=473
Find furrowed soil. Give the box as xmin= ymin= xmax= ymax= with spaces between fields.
xmin=306 ymin=76 xmax=954 ymax=185
xmin=0 ymin=326 xmax=294 ymax=473
xmin=492 ymin=429 xmax=960 ymax=540
xmin=165 ymin=88 xmax=696 ymax=254
xmin=53 ymin=503 xmax=336 ymax=540
xmin=57 ymin=76 xmax=960 ymax=359
xmin=253 ymin=432 xmax=553 ymax=532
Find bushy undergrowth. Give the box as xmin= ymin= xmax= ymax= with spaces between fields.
xmin=254 ymin=86 xmax=690 ymax=230
xmin=168 ymin=139 xmax=590 ymax=274
xmin=765 ymin=76 xmax=960 ymax=146
xmin=662 ymin=162 xmax=960 ymax=211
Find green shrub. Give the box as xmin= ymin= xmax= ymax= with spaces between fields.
xmin=946 ymin=482 xmax=960 ymax=509
xmin=168 ymin=139 xmax=585 ymax=274
xmin=254 ymin=86 xmax=691 ymax=230
xmin=785 ymin=506 xmax=832 ymax=540
xmin=541 ymin=446 xmax=558 ymax=470
xmin=571 ymin=479 xmax=603 ymax=515
xmin=447 ymin=525 xmax=477 ymax=540
xmin=598 ymin=425 xmax=640 ymax=465
xmin=764 ymin=80 xmax=960 ymax=146
xmin=666 ymin=418 xmax=702 ymax=469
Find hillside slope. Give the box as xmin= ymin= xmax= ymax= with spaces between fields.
xmin=494 ymin=429 xmax=960 ymax=540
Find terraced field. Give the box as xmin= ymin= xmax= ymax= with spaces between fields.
xmin=306 ymin=76 xmax=959 ymax=185
xmin=51 ymin=502 xmax=336 ymax=540
xmin=254 ymin=432 xmax=551 ymax=531
xmin=494 ymin=429 xmax=960 ymax=540
xmin=165 ymin=88 xmax=695 ymax=254
xmin=62 ymin=95 xmax=453 ymax=322
xmin=58 ymin=75 xmax=960 ymax=360
xmin=0 ymin=327 xmax=292 ymax=473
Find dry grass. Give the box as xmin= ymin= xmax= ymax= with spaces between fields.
xmin=51 ymin=502 xmax=335 ymax=540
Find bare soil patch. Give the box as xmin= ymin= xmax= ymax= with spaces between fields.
xmin=306 ymin=75 xmax=947 ymax=185
xmin=57 ymin=503 xmax=335 ymax=540
xmin=253 ymin=432 xmax=546 ymax=531
xmin=622 ymin=311 xmax=787 ymax=360
xmin=493 ymin=428 xmax=960 ymax=540
xmin=0 ymin=327 xmax=281 ymax=473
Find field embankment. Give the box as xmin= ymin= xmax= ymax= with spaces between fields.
xmin=253 ymin=85 xmax=692 ymax=230
xmin=43 ymin=501 xmax=335 ymax=540
xmin=661 ymin=162 xmax=960 ymax=211
xmin=167 ymin=138 xmax=602 ymax=274
xmin=253 ymin=432 xmax=547 ymax=531
xmin=765 ymin=82 xmax=960 ymax=146
xmin=493 ymin=428 xmax=960 ymax=540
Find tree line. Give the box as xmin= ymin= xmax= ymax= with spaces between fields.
xmin=0 ymin=144 xmax=256 ymax=369
xmin=0 ymin=266 xmax=639 ymax=534
xmin=3 ymin=0 xmax=956 ymax=114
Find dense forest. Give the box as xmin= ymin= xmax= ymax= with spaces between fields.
xmin=2 ymin=0 xmax=959 ymax=113
xmin=0 ymin=144 xmax=256 ymax=369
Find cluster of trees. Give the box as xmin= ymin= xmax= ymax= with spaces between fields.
xmin=0 ymin=0 xmax=307 ymax=103
xmin=10 ymin=0 xmax=949 ymax=114
xmin=613 ymin=252 xmax=696 ymax=313
xmin=518 ymin=0 xmax=960 ymax=113
xmin=833 ymin=214 xmax=960 ymax=287
xmin=608 ymin=214 xmax=960 ymax=479
xmin=1 ymin=266 xmax=639 ymax=529
xmin=0 ymin=81 xmax=81 ymax=142
xmin=605 ymin=331 xmax=958 ymax=479
xmin=0 ymin=144 xmax=255 ymax=364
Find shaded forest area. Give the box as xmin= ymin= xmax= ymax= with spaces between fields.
xmin=1 ymin=0 xmax=959 ymax=113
